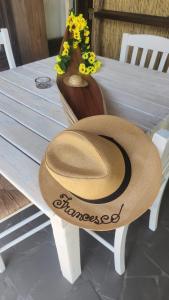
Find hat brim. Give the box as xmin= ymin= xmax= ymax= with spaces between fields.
xmin=39 ymin=115 xmax=162 ymax=231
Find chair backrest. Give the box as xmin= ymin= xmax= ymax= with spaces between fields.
xmin=0 ymin=28 xmax=16 ymax=69
xmin=120 ymin=33 xmax=169 ymax=72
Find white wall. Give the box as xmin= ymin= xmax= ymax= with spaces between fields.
xmin=43 ymin=0 xmax=73 ymax=39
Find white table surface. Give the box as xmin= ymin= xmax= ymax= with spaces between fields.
xmin=1 ymin=56 xmax=169 ymax=218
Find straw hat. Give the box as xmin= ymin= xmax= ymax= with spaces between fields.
xmin=39 ymin=115 xmax=162 ymax=231
xmin=63 ymin=74 xmax=88 ymax=87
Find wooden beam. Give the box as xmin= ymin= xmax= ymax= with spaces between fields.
xmin=94 ymin=10 xmax=169 ymax=27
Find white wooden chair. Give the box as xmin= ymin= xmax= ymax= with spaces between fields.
xmin=120 ymin=33 xmax=169 ymax=72
xmin=0 ymin=198 xmax=50 ymax=274
xmin=0 ymin=28 xmax=16 ymax=69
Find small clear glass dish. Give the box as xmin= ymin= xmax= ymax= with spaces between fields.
xmin=35 ymin=77 xmax=52 ymax=89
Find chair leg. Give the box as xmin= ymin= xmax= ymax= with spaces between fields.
xmin=114 ymin=225 xmax=129 ymax=275
xmin=0 ymin=254 xmax=5 ymax=273
xmin=50 ymin=215 xmax=81 ymax=284
xmin=149 ymin=180 xmax=167 ymax=231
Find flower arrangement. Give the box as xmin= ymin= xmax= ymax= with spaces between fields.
xmin=54 ymin=11 xmax=102 ymax=76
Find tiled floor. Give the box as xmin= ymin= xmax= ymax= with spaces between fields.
xmin=1 ymin=181 xmax=169 ymax=300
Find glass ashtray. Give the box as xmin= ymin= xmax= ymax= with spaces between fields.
xmin=35 ymin=77 xmax=52 ymax=89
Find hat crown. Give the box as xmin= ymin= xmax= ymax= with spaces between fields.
xmin=46 ymin=130 xmax=108 ymax=179
xmin=45 ymin=129 xmax=126 ymax=200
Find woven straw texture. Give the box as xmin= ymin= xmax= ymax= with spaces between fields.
xmin=93 ymin=0 xmax=169 ymax=59
xmin=0 ymin=175 xmax=29 ymax=220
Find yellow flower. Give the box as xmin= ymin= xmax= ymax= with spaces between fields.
xmin=66 ymin=11 xmax=87 ymax=33
xmin=85 ymin=37 xmax=90 ymax=44
xmin=82 ymin=52 xmax=89 ymax=60
xmin=84 ymin=30 xmax=90 ymax=37
xmin=89 ymin=52 xmax=96 ymax=59
xmin=88 ymin=56 xmax=95 ymax=64
xmin=95 ymin=60 xmax=102 ymax=70
xmin=79 ymin=63 xmax=86 ymax=74
xmin=88 ymin=66 xmax=93 ymax=73
xmin=66 ymin=12 xmax=75 ymax=30
xmin=55 ymin=55 xmax=61 ymax=63
xmin=76 ymin=14 xmax=87 ymax=31
xmin=73 ymin=29 xmax=81 ymax=41
xmin=63 ymin=41 xmax=70 ymax=50
xmin=54 ymin=64 xmax=65 ymax=75
xmin=73 ymin=41 xmax=78 ymax=49
xmin=84 ymin=67 xmax=90 ymax=75
xmin=62 ymin=49 xmax=69 ymax=56
xmin=90 ymin=66 xmax=97 ymax=74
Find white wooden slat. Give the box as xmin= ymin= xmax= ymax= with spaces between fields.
xmin=106 ymin=100 xmax=155 ymax=132
xmin=148 ymin=50 xmax=158 ymax=70
xmin=37 ymin=57 xmax=55 ymax=68
xmin=23 ymin=57 xmax=55 ymax=71
xmin=0 ymin=137 xmax=55 ymax=219
xmin=158 ymin=53 xmax=168 ymax=72
xmin=99 ymin=56 xmax=169 ymax=83
xmin=0 ymin=28 xmax=16 ymax=69
xmin=0 ymin=220 xmax=50 ymax=254
xmin=0 ymin=94 xmax=65 ymax=141
xmin=0 ymin=211 xmax=43 ymax=239
xmin=94 ymin=71 xmax=169 ymax=107
xmin=97 ymin=62 xmax=169 ymax=94
xmin=96 ymin=78 xmax=169 ymax=118
xmin=139 ymin=48 xmax=148 ymax=67
xmin=23 ymin=62 xmax=56 ymax=78
xmin=0 ymin=112 xmax=49 ymax=163
xmin=12 ymin=64 xmax=56 ymax=82
xmin=84 ymin=229 xmax=114 ymax=252
xmin=119 ymin=33 xmax=129 ymax=63
xmin=0 ymin=70 xmax=59 ymax=105
xmin=94 ymin=73 xmax=169 ymax=114
xmin=99 ymin=79 xmax=169 ymax=114
xmin=11 ymin=58 xmax=56 ymax=87
xmin=0 ymin=77 xmax=68 ymax=126
xmin=131 ymin=46 xmax=139 ymax=65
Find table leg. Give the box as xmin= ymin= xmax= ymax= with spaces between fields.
xmin=51 ymin=215 xmax=81 ymax=284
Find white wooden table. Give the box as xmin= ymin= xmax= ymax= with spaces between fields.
xmin=1 ymin=56 xmax=169 ymax=283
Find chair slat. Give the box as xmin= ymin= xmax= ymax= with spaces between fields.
xmin=149 ymin=50 xmax=158 ymax=70
xmin=119 ymin=33 xmax=130 ymax=63
xmin=139 ymin=49 xmax=148 ymax=67
xmin=158 ymin=52 xmax=168 ymax=72
xmin=131 ymin=46 xmax=138 ymax=65
xmin=120 ymin=33 xmax=169 ymax=73
xmin=0 ymin=28 xmax=16 ymax=69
